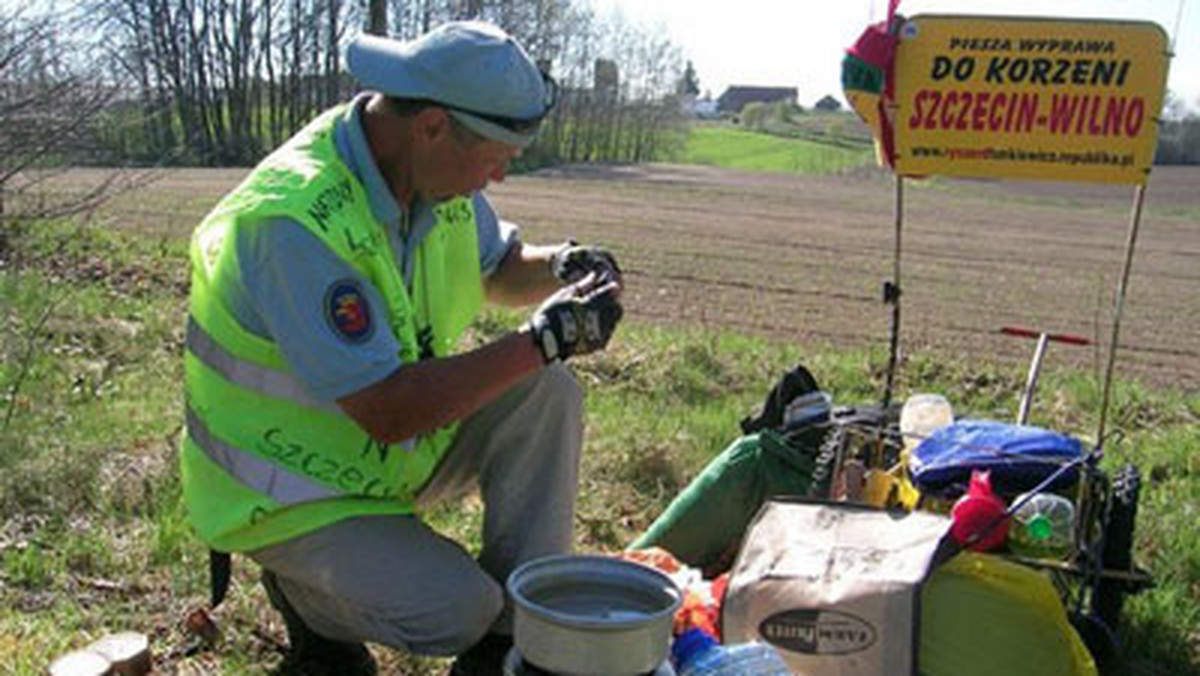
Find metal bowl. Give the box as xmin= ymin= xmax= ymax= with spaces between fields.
xmin=507 ymin=555 xmax=682 ymax=676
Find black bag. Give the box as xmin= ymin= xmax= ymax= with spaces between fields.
xmin=740 ymin=364 xmax=822 ymax=434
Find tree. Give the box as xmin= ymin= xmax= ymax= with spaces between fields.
xmin=1161 ymin=89 xmax=1187 ymax=121
xmin=0 ymin=7 xmax=123 ymax=224
xmin=10 ymin=0 xmax=690 ymax=169
xmin=367 ymin=0 xmax=386 ymax=35
xmin=677 ymin=59 xmax=699 ymax=97
xmin=740 ymin=101 xmax=767 ymax=129
xmin=1156 ymin=89 xmax=1200 ymax=165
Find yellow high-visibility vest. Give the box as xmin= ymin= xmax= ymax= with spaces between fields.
xmin=182 ymin=105 xmax=484 ymax=552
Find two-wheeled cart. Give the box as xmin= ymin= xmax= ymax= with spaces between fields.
xmin=820 ymin=10 xmax=1174 ymax=669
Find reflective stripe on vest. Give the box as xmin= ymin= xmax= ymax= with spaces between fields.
xmin=185 ymin=406 xmax=338 ymax=504
xmin=187 ymin=318 xmax=338 ymax=415
xmin=186 ymin=316 xmax=417 ymax=454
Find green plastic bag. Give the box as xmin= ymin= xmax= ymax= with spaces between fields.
xmin=631 ymin=430 xmax=815 ymax=573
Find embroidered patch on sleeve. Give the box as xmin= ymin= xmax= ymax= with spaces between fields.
xmin=325 ymin=279 xmax=374 ymax=343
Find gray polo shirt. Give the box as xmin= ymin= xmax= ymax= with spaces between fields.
xmin=225 ymin=95 xmax=519 ymax=402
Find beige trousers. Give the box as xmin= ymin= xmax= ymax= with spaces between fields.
xmin=248 ymin=363 xmax=583 ymax=656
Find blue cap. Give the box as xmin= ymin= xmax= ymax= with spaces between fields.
xmin=346 ymin=22 xmax=552 ymax=148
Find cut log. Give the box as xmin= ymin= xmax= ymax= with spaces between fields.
xmin=85 ymin=633 xmax=151 ymax=676
xmin=47 ymin=650 xmax=111 ymax=676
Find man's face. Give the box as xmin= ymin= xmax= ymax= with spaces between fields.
xmin=416 ymin=116 xmax=522 ymax=202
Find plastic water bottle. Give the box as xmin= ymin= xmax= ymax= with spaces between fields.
xmin=672 ymin=629 xmax=791 ymax=676
xmin=1009 ymin=492 xmax=1076 ymax=559
xmin=900 ymin=393 xmax=954 ymax=452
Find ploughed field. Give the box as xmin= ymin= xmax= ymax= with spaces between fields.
xmin=63 ymin=163 xmax=1200 ymax=390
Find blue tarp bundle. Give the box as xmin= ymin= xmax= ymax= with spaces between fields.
xmin=910 ymin=420 xmax=1084 ymax=497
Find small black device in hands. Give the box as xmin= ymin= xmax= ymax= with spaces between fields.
xmin=549 ymin=241 xmax=622 ymax=285
xmin=529 ymin=275 xmax=623 ymax=362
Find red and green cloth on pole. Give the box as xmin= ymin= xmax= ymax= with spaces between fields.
xmin=842 ymin=0 xmax=902 ymax=168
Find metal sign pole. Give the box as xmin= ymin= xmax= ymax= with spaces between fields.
xmin=1096 ymin=183 xmax=1149 ymax=450
xmin=882 ymin=174 xmax=904 ymax=408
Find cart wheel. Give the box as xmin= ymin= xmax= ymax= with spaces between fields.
xmin=1070 ymin=611 xmax=1120 ymax=675
xmin=1095 ymin=463 xmax=1141 ymax=631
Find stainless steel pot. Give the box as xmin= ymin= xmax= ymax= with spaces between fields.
xmin=507 ymin=555 xmax=682 ymax=676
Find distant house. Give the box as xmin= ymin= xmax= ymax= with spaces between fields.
xmin=814 ymin=95 xmax=842 ymax=112
xmin=717 ymin=86 xmax=797 ymax=114
xmin=693 ymin=98 xmax=719 ymax=119
xmin=678 ymin=93 xmax=720 ymax=119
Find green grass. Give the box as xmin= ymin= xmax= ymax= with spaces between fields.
xmin=2 ymin=219 xmax=1197 ymax=674
xmin=679 ymin=125 xmax=873 ymax=175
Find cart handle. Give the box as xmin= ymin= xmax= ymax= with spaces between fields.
xmin=999 ymin=327 xmax=1091 ymax=425
xmin=1000 ymin=326 xmax=1092 ymax=346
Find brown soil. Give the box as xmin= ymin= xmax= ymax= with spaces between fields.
xmin=492 ymin=164 xmax=1200 ymax=392
xmin=40 ymin=163 xmax=1200 ymax=390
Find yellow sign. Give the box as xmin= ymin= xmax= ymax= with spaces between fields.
xmin=893 ymin=16 xmax=1169 ymax=184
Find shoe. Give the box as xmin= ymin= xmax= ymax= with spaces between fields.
xmin=261 ymin=570 xmax=378 ymax=676
xmin=448 ymin=633 xmax=513 ymax=676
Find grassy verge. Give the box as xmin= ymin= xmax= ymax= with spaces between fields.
xmin=678 ymin=125 xmax=873 ymax=175
xmin=1 ymin=221 xmax=1196 ymax=675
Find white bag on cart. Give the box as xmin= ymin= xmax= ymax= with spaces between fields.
xmin=722 ymin=499 xmax=952 ymax=676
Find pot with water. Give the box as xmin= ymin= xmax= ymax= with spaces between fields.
xmin=507 ymin=555 xmax=682 ymax=676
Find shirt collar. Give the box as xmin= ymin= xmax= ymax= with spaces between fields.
xmin=334 ymin=93 xmax=404 ymax=229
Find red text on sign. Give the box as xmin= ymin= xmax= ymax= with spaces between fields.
xmin=907 ymin=90 xmax=1146 ymax=137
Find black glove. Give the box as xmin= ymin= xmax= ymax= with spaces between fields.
xmin=549 ymin=241 xmax=622 ymax=285
xmin=529 ymin=275 xmax=623 ymax=362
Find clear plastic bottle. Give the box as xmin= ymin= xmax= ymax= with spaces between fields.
xmin=671 ymin=629 xmax=792 ymax=676
xmin=1009 ymin=492 xmax=1076 ymax=559
xmin=900 ymin=393 xmax=954 ymax=452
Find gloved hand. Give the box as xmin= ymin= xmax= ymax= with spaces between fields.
xmin=549 ymin=241 xmax=622 ymax=286
xmin=529 ymin=274 xmax=623 ymax=362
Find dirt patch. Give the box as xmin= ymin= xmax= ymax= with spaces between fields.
xmin=491 ymin=164 xmax=1200 ymax=391
xmin=41 ymin=163 xmax=1200 ymax=391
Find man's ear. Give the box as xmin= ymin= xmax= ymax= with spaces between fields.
xmin=412 ymin=106 xmax=453 ymax=145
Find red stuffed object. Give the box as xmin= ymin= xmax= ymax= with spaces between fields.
xmin=950 ymin=470 xmax=1010 ymax=551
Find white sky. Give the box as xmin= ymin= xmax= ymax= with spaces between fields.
xmin=595 ymin=0 xmax=1198 ymax=110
